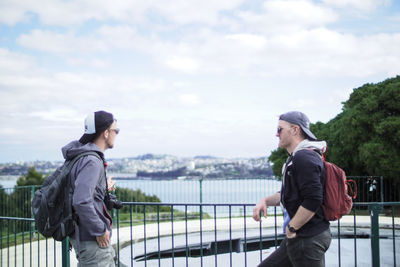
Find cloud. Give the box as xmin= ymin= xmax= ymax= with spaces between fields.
xmin=17 ymin=30 xmax=108 ymax=53
xmin=225 ymin=34 xmax=267 ymax=50
xmin=166 ymin=56 xmax=200 ymax=73
xmin=323 ymin=0 xmax=391 ymax=11
xmin=0 ymin=48 xmax=35 ymax=72
xmin=179 ymin=94 xmax=201 ymax=106
xmin=29 ymin=108 xmax=82 ymax=122
xmin=0 ymin=0 xmax=245 ymax=26
xmin=238 ymin=0 xmax=338 ymax=34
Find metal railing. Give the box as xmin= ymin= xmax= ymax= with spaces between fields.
xmin=2 ymin=176 xmax=399 ymax=218
xmin=1 ymin=202 xmax=399 ymax=267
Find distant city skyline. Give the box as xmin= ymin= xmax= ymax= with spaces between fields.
xmin=1 ymin=0 xmax=399 ymax=163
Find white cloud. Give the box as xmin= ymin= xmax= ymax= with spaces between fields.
xmin=225 ymin=34 xmax=267 ymax=50
xmin=323 ymin=0 xmax=391 ymax=11
xmin=0 ymin=0 xmax=245 ymax=26
xmin=179 ymin=94 xmax=201 ymax=106
xmin=238 ymin=0 xmax=337 ymax=34
xmin=29 ymin=108 xmax=81 ymax=122
xmin=0 ymin=48 xmax=35 ymax=72
xmin=166 ymin=56 xmax=200 ymax=73
xmin=17 ymin=30 xmax=108 ymax=53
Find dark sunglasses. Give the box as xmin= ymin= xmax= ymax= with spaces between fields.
xmin=277 ymin=127 xmax=284 ymax=134
xmin=109 ymin=128 xmax=120 ymax=135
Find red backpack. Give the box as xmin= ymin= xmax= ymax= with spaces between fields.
xmin=320 ymin=147 xmax=357 ymax=221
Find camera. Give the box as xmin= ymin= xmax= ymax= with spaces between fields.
xmin=104 ymin=193 xmax=123 ymax=210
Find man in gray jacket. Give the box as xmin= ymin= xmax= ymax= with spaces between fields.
xmin=62 ymin=110 xmax=119 ymax=266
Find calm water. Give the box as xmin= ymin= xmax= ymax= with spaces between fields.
xmin=115 ymin=177 xmax=281 ymax=204
xmin=0 ymin=175 xmax=19 ymax=189
xmin=0 ymin=175 xmax=281 ymax=216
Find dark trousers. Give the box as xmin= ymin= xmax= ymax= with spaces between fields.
xmin=258 ymin=228 xmax=331 ymax=267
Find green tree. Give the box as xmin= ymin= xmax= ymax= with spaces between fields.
xmin=312 ymin=76 xmax=400 ymax=179
xmin=16 ymin=167 xmax=46 ymax=186
xmin=268 ymin=76 xmax=400 ymax=201
xmin=268 ymin=148 xmax=288 ymax=179
xmin=115 ymin=187 xmax=170 ymax=213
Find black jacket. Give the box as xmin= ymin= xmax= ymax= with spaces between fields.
xmin=281 ymin=148 xmax=329 ymax=237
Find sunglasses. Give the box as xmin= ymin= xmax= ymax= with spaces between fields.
xmin=109 ymin=128 xmax=120 ymax=135
xmin=277 ymin=127 xmax=284 ymax=134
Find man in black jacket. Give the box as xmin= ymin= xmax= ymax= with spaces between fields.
xmin=253 ymin=111 xmax=331 ymax=267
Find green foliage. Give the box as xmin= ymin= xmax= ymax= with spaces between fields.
xmin=115 ymin=187 xmax=171 ymax=213
xmin=313 ymin=76 xmax=400 ymax=180
xmin=268 ymin=76 xmax=400 ymax=191
xmin=268 ymin=148 xmax=288 ymax=178
xmin=0 ymin=185 xmax=8 ymax=215
xmin=16 ymin=167 xmax=46 ymax=186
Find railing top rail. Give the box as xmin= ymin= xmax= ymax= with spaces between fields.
xmin=353 ymin=202 xmax=400 ymax=206
xmin=0 ymin=216 xmax=34 ymax=221
xmin=121 ymin=202 xmax=257 ymax=206
xmin=122 ymin=201 xmax=400 ymax=206
xmin=0 ymin=185 xmax=41 ymax=190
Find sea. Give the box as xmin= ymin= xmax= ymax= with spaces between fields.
xmin=0 ymin=175 xmax=281 ymax=216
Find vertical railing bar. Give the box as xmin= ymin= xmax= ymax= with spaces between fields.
xmin=22 ymin=221 xmax=25 ymax=267
xmin=244 ymin=205 xmax=247 ymax=267
xmin=185 ymin=205 xmax=189 ymax=267
xmin=171 ymin=205 xmax=175 ymax=267
xmin=53 ymin=239 xmax=56 ymax=267
xmin=392 ymin=206 xmax=396 ymax=267
xmin=338 ymin=219 xmax=341 ymax=267
xmin=37 ymin=229 xmax=40 ymax=267
xmin=214 ymin=205 xmax=217 ymax=267
xmin=259 ymin=216 xmax=262 ymax=264
xmin=130 ymin=205 xmax=133 ymax=267
xmin=353 ymin=208 xmax=357 ymax=267
xmin=200 ymin=204 xmax=203 ymax=267
xmin=45 ymin=237 xmax=48 ymax=267
xmin=0 ymin=220 xmax=3 ymax=267
xmin=274 ymin=207 xmax=277 ymax=248
xmin=30 ymin=220 xmax=32 ymax=267
xmin=144 ymin=205 xmax=147 ymax=267
xmin=157 ymin=205 xmax=160 ymax=267
xmin=370 ymin=203 xmax=381 ymax=267
xmin=117 ymin=209 xmax=120 ymax=267
xmin=14 ymin=220 xmax=16 ymax=267
xmin=7 ymin=219 xmax=9 ymax=267
xmin=229 ymin=205 xmax=232 ymax=267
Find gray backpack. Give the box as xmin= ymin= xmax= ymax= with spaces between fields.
xmin=32 ymin=151 xmax=103 ymax=241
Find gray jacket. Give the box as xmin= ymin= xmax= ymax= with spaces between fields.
xmin=62 ymin=140 xmax=112 ymax=241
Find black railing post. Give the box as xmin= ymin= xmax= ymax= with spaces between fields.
xmin=369 ymin=203 xmax=382 ymax=267
xmin=379 ymin=176 xmax=384 ymax=202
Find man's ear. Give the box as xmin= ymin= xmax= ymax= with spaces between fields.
xmin=103 ymin=129 xmax=109 ymax=139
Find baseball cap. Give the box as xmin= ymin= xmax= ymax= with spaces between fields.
xmin=279 ymin=111 xmax=317 ymax=140
xmin=79 ymin=111 xmax=115 ymax=144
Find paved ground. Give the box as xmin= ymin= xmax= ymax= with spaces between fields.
xmin=1 ymin=215 xmax=399 ymax=266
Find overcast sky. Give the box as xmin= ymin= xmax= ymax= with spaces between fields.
xmin=0 ymin=0 xmax=399 ymax=163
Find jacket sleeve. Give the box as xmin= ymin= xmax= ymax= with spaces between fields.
xmin=72 ymin=157 xmax=106 ymax=236
xmin=293 ymin=150 xmax=324 ymax=212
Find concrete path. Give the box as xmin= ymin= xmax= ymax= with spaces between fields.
xmin=1 ymin=215 xmax=398 ymax=266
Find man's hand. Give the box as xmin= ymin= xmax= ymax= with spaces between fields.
xmin=285 ymin=226 xmax=297 ymax=239
xmin=96 ymin=229 xmax=110 ymax=247
xmin=253 ymin=198 xmax=268 ymax=221
xmin=107 ymin=176 xmax=116 ymax=192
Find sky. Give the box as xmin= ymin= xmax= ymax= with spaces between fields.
xmin=0 ymin=0 xmax=399 ymax=163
